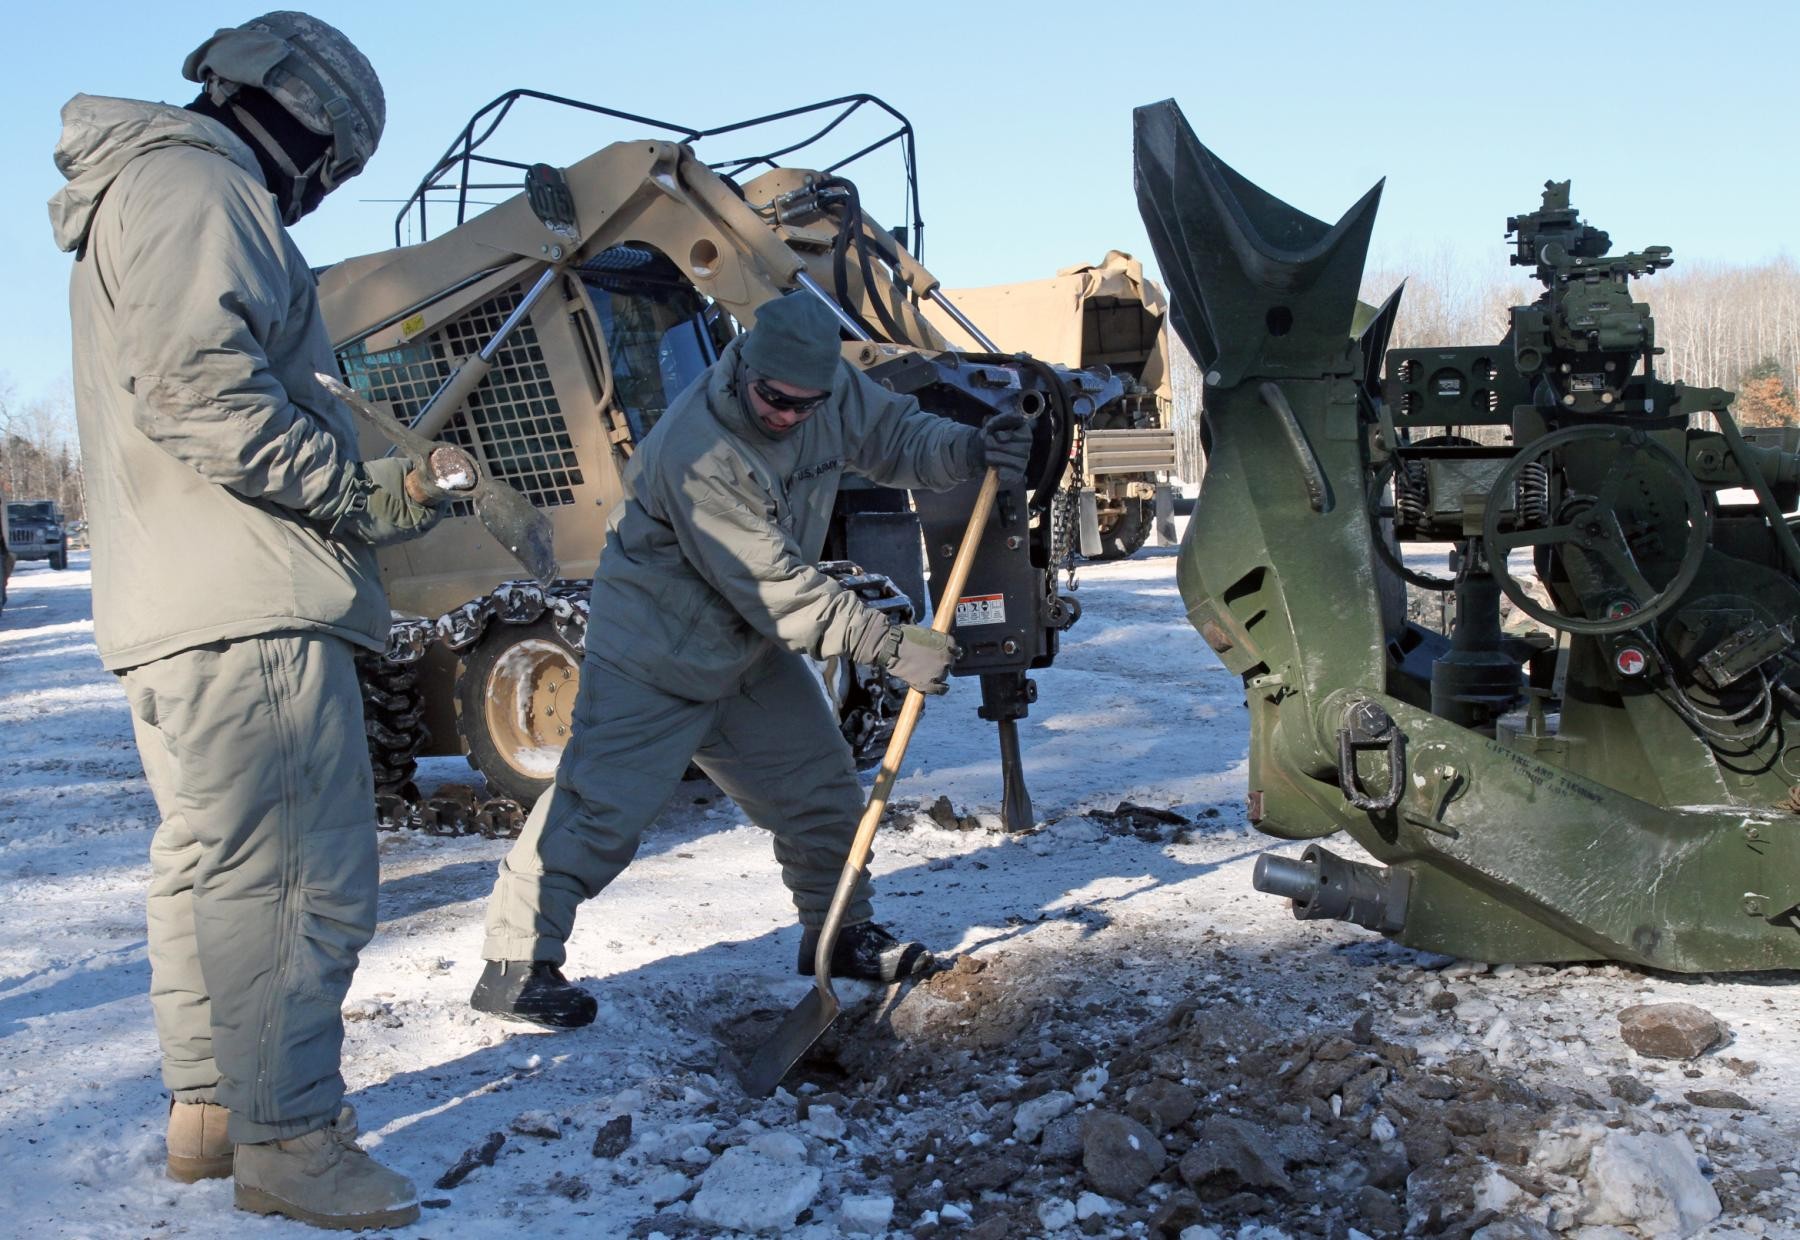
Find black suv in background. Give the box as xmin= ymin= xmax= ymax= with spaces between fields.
xmin=4 ymin=501 xmax=69 ymax=572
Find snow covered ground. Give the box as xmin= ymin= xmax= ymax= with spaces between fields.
xmin=1 ymin=550 xmax=1796 ymax=1239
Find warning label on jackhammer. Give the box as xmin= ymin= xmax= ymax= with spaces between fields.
xmin=955 ymin=593 xmax=1007 ymax=626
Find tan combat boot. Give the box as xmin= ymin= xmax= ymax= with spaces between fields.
xmin=167 ymin=1099 xmax=233 ymax=1182
xmin=233 ymin=1107 xmax=419 ymax=1231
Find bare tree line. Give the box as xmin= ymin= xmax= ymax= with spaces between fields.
xmin=0 ymin=382 xmax=85 ymax=524
xmin=1165 ymin=254 xmax=1800 ymax=481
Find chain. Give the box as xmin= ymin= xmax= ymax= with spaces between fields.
xmin=368 ymin=564 xmax=909 ymax=837
xmin=375 ymin=788 xmax=525 ymax=838
xmin=1050 ymin=420 xmax=1087 ymax=590
xmin=366 ymin=578 xmax=591 ymax=839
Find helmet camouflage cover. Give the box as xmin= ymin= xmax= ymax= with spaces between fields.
xmin=182 ymin=11 xmax=384 ymax=184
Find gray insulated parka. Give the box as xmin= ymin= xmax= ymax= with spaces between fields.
xmin=49 ymin=95 xmax=387 ymax=671
xmin=589 ymin=336 xmax=979 ymax=701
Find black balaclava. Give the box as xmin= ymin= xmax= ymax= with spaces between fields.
xmin=188 ymin=88 xmax=333 ymax=222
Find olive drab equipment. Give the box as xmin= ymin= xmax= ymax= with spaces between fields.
xmin=1134 ymin=98 xmax=1800 ymax=972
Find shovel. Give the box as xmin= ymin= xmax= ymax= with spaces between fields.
xmin=316 ymin=371 xmax=557 ymax=584
xmin=740 ymin=466 xmax=1002 ymax=1097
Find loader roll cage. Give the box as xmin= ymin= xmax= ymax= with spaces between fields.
xmin=396 ymin=89 xmax=925 ymax=256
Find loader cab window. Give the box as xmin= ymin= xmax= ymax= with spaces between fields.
xmin=579 ymin=245 xmax=719 ymax=439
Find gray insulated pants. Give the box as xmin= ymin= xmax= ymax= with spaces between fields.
xmin=482 ymin=648 xmax=873 ymax=964
xmin=121 ymin=632 xmax=377 ymax=1145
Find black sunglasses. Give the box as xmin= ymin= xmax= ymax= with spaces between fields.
xmin=750 ymin=377 xmax=829 ymax=414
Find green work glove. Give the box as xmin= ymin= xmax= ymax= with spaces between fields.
xmin=326 ymin=457 xmax=444 ymax=546
xmin=972 ymin=410 xmax=1033 ymax=483
xmin=874 ymin=623 xmax=961 ymax=696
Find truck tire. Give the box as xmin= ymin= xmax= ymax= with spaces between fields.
xmin=356 ymin=650 xmax=430 ymax=795
xmin=49 ymin=547 xmax=67 ymax=571
xmin=454 ymin=614 xmax=582 ymax=806
xmin=1091 ymin=496 xmax=1153 ymax=561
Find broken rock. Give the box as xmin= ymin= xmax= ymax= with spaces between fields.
xmin=590 ymin=1113 xmax=632 ymax=1159
xmin=1683 ymin=1088 xmax=1752 ymax=1111
xmin=688 ymin=1147 xmax=822 ymax=1231
xmin=804 ymin=1104 xmax=847 ymax=1140
xmin=1581 ymin=1129 xmax=1721 ymax=1237
xmin=1178 ymin=1116 xmax=1294 ymax=1198
xmin=1072 ymin=1064 xmax=1109 ymax=1103
xmin=1125 ymin=1078 xmax=1197 ymax=1134
xmin=839 ymin=1193 xmax=895 ymax=1235
xmin=508 ymin=1110 xmax=562 ymax=1140
xmin=434 ymin=1131 xmax=505 ymax=1190
xmin=1038 ymin=1197 xmax=1077 ymax=1231
xmin=1081 ymin=1111 xmax=1166 ymax=1199
xmin=1354 ymin=1185 xmax=1405 ymax=1235
xmin=746 ymin=1131 xmax=807 ymax=1162
xmin=927 ymin=795 xmax=982 ymax=832
xmin=1075 ymin=1191 xmax=1115 ymax=1221
xmin=1039 ymin=1112 xmax=1085 ymax=1163
xmin=1532 ymin=1121 xmax=1606 ymax=1175
xmin=1013 ymin=1089 xmax=1075 ymax=1142
xmin=642 ymin=1169 xmax=690 ymax=1207
xmin=1616 ymin=1002 xmax=1728 ymax=1060
xmin=545 ymin=1171 xmax=590 ymax=1202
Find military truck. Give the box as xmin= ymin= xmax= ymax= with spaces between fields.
xmin=3 ymin=501 xmax=68 ymax=571
xmin=320 ymin=92 xmax=1122 ymax=832
xmin=923 ymin=251 xmax=1178 ymax=560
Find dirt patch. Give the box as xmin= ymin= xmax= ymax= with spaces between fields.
xmin=703 ymin=938 xmax=1796 ymax=1239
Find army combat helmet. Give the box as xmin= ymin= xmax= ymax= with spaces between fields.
xmin=182 ymin=11 xmax=384 ymax=220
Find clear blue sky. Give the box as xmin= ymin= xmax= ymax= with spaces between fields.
xmin=5 ymin=0 xmax=1796 ymax=403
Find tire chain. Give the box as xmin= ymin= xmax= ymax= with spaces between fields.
xmin=366 ymin=578 xmax=589 ymax=838
xmin=365 ymin=564 xmax=911 ymax=836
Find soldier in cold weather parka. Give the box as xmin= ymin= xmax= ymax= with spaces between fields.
xmin=50 ymin=11 xmax=438 ymax=1231
xmin=470 ymin=293 xmax=1034 ymax=1029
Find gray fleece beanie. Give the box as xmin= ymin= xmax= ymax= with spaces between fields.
xmin=741 ymin=293 xmax=844 ymax=390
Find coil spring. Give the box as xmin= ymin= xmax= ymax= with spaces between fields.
xmin=1393 ymin=459 xmax=1429 ymax=533
xmin=1516 ymin=461 xmax=1551 ymax=527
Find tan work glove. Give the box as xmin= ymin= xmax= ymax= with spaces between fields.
xmin=872 ymin=623 xmax=961 ymax=696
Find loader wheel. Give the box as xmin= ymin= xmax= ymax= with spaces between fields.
xmin=454 ymin=615 xmax=581 ymax=805
xmin=1090 ymin=497 xmax=1152 ymax=561
xmin=355 ymin=651 xmax=429 ymax=795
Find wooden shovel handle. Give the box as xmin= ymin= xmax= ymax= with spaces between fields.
xmin=810 ymin=468 xmax=1001 ymax=987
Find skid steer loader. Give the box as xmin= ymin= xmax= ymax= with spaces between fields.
xmin=319 ymin=92 xmax=1122 ymax=835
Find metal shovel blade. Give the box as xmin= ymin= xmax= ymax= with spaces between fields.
xmin=474 ymin=483 xmax=558 ymax=584
xmin=316 ymin=372 xmax=557 ymax=584
xmin=738 ymin=985 xmax=838 ymax=1098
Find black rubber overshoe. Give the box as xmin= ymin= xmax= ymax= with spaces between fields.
xmin=470 ymin=960 xmax=597 ymax=1029
xmin=797 ymin=921 xmax=933 ymax=982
